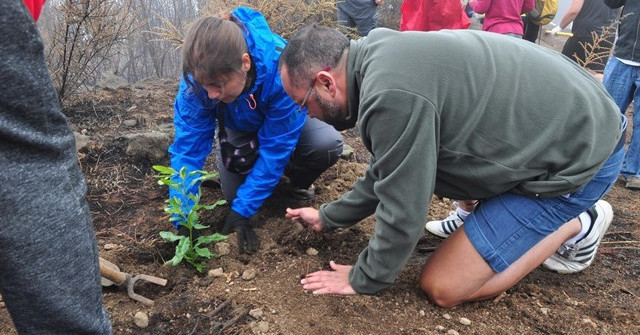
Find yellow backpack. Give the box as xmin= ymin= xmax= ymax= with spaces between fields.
xmin=528 ymin=0 xmax=558 ymax=26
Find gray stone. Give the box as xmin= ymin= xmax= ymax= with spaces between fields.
xmin=133 ymin=311 xmax=149 ymax=328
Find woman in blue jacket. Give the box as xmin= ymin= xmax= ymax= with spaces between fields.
xmin=170 ymin=7 xmax=343 ymax=253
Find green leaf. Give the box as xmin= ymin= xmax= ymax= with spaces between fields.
xmin=153 ymin=165 xmax=176 ymax=175
xmin=187 ymin=210 xmax=199 ymax=225
xmin=191 ymin=222 xmax=209 ymax=230
xmin=159 ymin=231 xmax=184 ymax=242
xmin=175 ymin=238 xmax=191 ymax=258
xmin=193 ymin=262 xmax=206 ymax=273
xmin=197 ymin=233 xmax=228 ymax=244
xmin=194 ymin=246 xmax=213 ymax=258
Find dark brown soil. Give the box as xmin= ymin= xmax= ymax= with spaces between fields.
xmin=0 ymin=74 xmax=638 ymax=335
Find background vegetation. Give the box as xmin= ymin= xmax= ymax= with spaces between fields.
xmin=37 ymin=0 xmax=403 ymax=102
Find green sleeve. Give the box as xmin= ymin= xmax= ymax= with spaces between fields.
xmin=328 ymin=90 xmax=440 ymax=294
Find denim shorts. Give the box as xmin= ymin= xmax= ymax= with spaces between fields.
xmin=464 ymin=117 xmax=626 ymax=272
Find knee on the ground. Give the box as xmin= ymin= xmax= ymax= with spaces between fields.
xmin=419 ymin=274 xmax=462 ymax=308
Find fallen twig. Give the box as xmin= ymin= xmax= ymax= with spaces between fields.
xmin=205 ymin=299 xmax=230 ymax=318
xmin=222 ymin=307 xmax=250 ymax=330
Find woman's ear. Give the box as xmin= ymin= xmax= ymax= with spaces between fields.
xmin=241 ymin=53 xmax=251 ymax=73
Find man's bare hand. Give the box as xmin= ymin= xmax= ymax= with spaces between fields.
xmin=301 ymin=261 xmax=357 ymax=295
xmin=285 ymin=207 xmax=324 ymax=232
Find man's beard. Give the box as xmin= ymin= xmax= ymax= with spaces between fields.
xmin=314 ymin=94 xmax=354 ymax=131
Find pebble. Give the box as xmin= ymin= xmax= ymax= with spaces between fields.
xmin=447 ymin=329 xmax=459 ymax=335
xmin=242 ymin=268 xmax=258 ymax=281
xmin=249 ymin=321 xmax=269 ymax=334
xmin=540 ymin=307 xmax=550 ymax=316
xmin=133 ymin=311 xmax=149 ymax=328
xmin=459 ymin=317 xmax=471 ymax=326
xmin=103 ymin=243 xmax=119 ymax=250
xmin=215 ymin=242 xmax=231 ymax=256
xmin=435 ymin=325 xmax=446 ymax=331
xmin=249 ymin=308 xmax=264 ymax=319
xmin=419 ymin=309 xmax=426 ymax=317
xmin=582 ymin=318 xmax=597 ymax=327
xmin=443 ymin=313 xmax=452 ymax=320
xmin=208 ymin=267 xmax=224 ymax=278
xmin=306 ymin=247 xmax=319 ymax=256
xmin=123 ymin=119 xmax=137 ymax=127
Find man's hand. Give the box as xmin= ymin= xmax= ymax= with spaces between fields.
xmin=285 ymin=207 xmax=324 ymax=232
xmin=550 ymin=26 xmax=562 ymax=36
xmin=221 ymin=210 xmax=259 ymax=254
xmin=301 ymin=261 xmax=357 ymax=295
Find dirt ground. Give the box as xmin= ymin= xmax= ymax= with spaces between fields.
xmin=1 ymin=37 xmax=640 ymax=335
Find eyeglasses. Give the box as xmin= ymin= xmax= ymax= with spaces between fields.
xmin=296 ymin=85 xmax=314 ymax=114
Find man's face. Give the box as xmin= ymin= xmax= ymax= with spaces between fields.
xmin=281 ymin=66 xmax=351 ymax=130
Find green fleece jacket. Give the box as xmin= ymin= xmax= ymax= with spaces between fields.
xmin=319 ymin=28 xmax=622 ymax=294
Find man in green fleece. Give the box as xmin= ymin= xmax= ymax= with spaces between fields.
xmin=279 ymin=24 xmax=626 ymax=307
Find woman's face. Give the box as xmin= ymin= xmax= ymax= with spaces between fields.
xmin=198 ymin=53 xmax=251 ymax=103
xmin=199 ymin=70 xmax=246 ymax=103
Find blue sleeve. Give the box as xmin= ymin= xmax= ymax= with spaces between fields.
xmin=168 ymin=77 xmax=217 ymax=228
xmin=231 ymin=76 xmax=306 ymax=218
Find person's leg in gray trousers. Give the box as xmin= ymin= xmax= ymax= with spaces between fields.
xmin=216 ymin=117 xmax=343 ymax=201
xmin=0 ymin=1 xmax=113 ymax=334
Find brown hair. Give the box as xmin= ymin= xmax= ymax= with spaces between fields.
xmin=182 ymin=15 xmax=247 ymax=84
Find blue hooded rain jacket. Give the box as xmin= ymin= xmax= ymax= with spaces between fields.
xmin=168 ymin=7 xmax=306 ymax=226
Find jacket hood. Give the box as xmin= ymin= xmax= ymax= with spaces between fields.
xmin=231 ymin=7 xmax=280 ymax=96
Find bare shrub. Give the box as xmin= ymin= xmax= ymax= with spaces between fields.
xmin=39 ymin=0 xmax=136 ymax=102
xmin=575 ymin=14 xmax=630 ymax=73
xmin=150 ymin=0 xmax=360 ymax=50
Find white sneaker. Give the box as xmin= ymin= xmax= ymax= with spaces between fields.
xmin=425 ymin=211 xmax=464 ymax=238
xmin=543 ymin=200 xmax=613 ymax=274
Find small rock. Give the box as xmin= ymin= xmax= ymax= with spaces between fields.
xmin=435 ymin=325 xmax=446 ymax=331
xmin=103 ymin=243 xmax=118 ymax=250
xmin=582 ymin=318 xmax=597 ymax=327
xmin=81 ymin=128 xmax=88 ymax=135
xmin=208 ymin=268 xmax=224 ymax=278
xmin=123 ymin=119 xmax=137 ymax=127
xmin=249 ymin=308 xmax=264 ymax=319
xmin=133 ymin=311 xmax=149 ymax=328
xmin=249 ymin=321 xmax=270 ymax=334
xmin=459 ymin=317 xmax=471 ymax=326
xmin=73 ymin=132 xmax=90 ymax=151
xmin=419 ymin=309 xmax=426 ymax=317
xmin=242 ymin=268 xmax=258 ymax=281
xmin=540 ymin=307 xmax=550 ymax=316
xmin=446 ymin=330 xmax=459 ymax=335
xmin=340 ymin=144 xmax=354 ymax=160
xmin=215 ymin=242 xmax=231 ymax=256
xmin=443 ymin=313 xmax=452 ymax=320
xmin=306 ymin=247 xmax=319 ymax=256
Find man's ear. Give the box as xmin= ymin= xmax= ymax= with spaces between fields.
xmin=316 ymin=71 xmax=336 ymax=96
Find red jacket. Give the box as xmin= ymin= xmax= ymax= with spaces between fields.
xmin=23 ymin=0 xmax=46 ymax=21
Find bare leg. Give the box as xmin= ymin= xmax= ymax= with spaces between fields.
xmin=419 ymin=217 xmax=581 ymax=307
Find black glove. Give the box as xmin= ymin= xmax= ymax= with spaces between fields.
xmin=221 ymin=210 xmax=259 ymax=254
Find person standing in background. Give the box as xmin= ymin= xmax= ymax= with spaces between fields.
xmin=400 ymin=0 xmax=470 ymax=31
xmin=550 ymin=0 xmax=618 ymax=72
xmin=337 ymin=0 xmax=383 ymax=36
xmin=0 ymin=0 xmax=113 ymax=333
xmin=601 ymin=0 xmax=640 ymax=190
xmin=469 ymin=0 xmax=535 ymax=38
